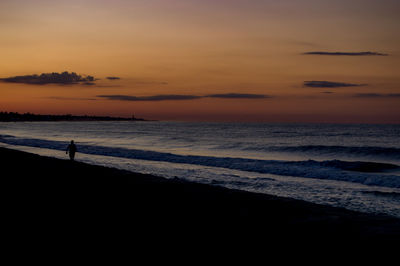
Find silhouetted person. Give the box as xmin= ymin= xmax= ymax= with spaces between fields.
xmin=66 ymin=140 xmax=77 ymax=161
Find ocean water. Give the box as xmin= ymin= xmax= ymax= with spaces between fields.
xmin=0 ymin=121 xmax=399 ymax=217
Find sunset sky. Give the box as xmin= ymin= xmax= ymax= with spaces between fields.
xmin=1 ymin=0 xmax=399 ymax=123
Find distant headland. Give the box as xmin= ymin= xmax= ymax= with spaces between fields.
xmin=0 ymin=112 xmax=151 ymax=122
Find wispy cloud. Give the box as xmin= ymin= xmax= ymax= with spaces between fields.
xmin=48 ymin=97 xmax=97 ymax=101
xmin=352 ymin=93 xmax=400 ymax=98
xmin=303 ymin=51 xmax=388 ymax=56
xmin=106 ymin=77 xmax=121 ymax=80
xmin=130 ymin=80 xmax=168 ymax=85
xmin=93 ymin=85 xmax=122 ymax=88
xmin=0 ymin=72 xmax=95 ymax=85
xmin=97 ymin=93 xmax=271 ymax=101
xmin=207 ymin=93 xmax=271 ymax=99
xmin=97 ymin=95 xmax=202 ymax=101
xmin=82 ymin=82 xmax=96 ymax=86
xmin=304 ymin=81 xmax=365 ymax=88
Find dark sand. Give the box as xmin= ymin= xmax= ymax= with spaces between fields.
xmin=2 ymin=147 xmax=399 ymax=247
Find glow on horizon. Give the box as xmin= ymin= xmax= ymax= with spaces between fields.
xmin=0 ymin=0 xmax=399 ymax=123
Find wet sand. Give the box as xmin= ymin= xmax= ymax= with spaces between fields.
xmin=1 ymin=147 xmax=399 ymax=246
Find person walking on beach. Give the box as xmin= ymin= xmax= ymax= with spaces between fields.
xmin=66 ymin=140 xmax=77 ymax=161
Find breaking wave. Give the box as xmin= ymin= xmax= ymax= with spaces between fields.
xmin=244 ymin=145 xmax=400 ymax=160
xmin=1 ymin=134 xmax=399 ymax=189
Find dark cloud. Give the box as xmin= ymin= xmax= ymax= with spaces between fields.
xmin=0 ymin=72 xmax=95 ymax=85
xmin=48 ymin=97 xmax=97 ymax=101
xmin=352 ymin=93 xmax=400 ymax=98
xmin=97 ymin=93 xmax=271 ymax=101
xmin=106 ymin=77 xmax=121 ymax=80
xmin=303 ymin=51 xmax=388 ymax=56
xmin=206 ymin=93 xmax=271 ymax=99
xmin=82 ymin=82 xmax=96 ymax=86
xmin=304 ymin=81 xmax=365 ymax=88
xmin=97 ymin=95 xmax=202 ymax=101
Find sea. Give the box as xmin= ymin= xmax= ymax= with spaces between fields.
xmin=0 ymin=121 xmax=399 ymax=217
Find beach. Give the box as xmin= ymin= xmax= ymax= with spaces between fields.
xmin=2 ymin=0 xmax=400 ymax=255
xmin=2 ymin=146 xmax=399 ymax=245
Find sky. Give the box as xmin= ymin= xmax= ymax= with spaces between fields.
xmin=0 ymin=0 xmax=399 ymax=123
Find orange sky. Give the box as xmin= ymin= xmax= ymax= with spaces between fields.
xmin=0 ymin=0 xmax=399 ymax=123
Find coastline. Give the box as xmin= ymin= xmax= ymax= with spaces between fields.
xmin=0 ymin=111 xmax=151 ymax=122
xmin=2 ymin=147 xmax=399 ymax=243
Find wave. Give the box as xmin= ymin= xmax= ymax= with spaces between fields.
xmin=361 ymin=191 xmax=400 ymax=199
xmin=1 ymin=135 xmax=399 ymax=188
xmin=320 ymin=160 xmax=399 ymax=172
xmin=243 ymin=145 xmax=400 ymax=160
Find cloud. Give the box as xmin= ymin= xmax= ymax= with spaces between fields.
xmin=206 ymin=93 xmax=271 ymax=99
xmin=130 ymin=80 xmax=168 ymax=85
xmin=94 ymin=85 xmax=122 ymax=88
xmin=0 ymin=72 xmax=95 ymax=85
xmin=82 ymin=82 xmax=96 ymax=86
xmin=97 ymin=93 xmax=271 ymax=101
xmin=303 ymin=51 xmax=388 ymax=56
xmin=48 ymin=97 xmax=97 ymax=101
xmin=106 ymin=77 xmax=121 ymax=80
xmin=352 ymin=93 xmax=400 ymax=98
xmin=97 ymin=95 xmax=202 ymax=101
xmin=304 ymin=81 xmax=365 ymax=88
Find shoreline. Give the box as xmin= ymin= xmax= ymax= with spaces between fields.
xmin=2 ymin=147 xmax=399 ymax=243
xmin=0 ymin=111 xmax=152 ymax=122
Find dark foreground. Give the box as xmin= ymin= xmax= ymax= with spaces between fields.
xmin=2 ymin=147 xmax=399 ymax=249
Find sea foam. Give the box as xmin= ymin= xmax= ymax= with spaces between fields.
xmin=1 ymin=134 xmax=399 ymax=188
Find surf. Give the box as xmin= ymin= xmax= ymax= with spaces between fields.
xmin=1 ymin=134 xmax=399 ymax=189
